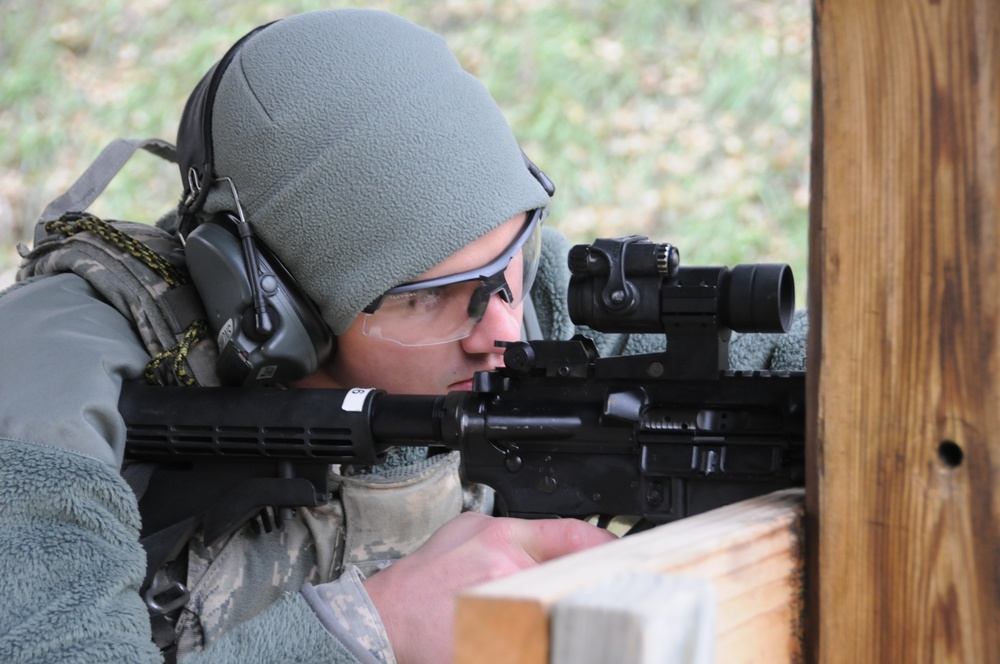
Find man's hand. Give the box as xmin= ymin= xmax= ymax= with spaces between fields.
xmin=362 ymin=512 xmax=617 ymax=664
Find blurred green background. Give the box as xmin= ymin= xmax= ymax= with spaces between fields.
xmin=0 ymin=0 xmax=812 ymax=300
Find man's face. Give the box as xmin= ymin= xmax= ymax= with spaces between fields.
xmin=295 ymin=213 xmax=528 ymax=395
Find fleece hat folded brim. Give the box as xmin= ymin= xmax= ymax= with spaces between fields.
xmin=188 ymin=9 xmax=551 ymax=335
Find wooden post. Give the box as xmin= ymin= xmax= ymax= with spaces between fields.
xmin=808 ymin=1 xmax=1000 ymax=662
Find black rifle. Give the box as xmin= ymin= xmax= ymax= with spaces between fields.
xmin=119 ymin=236 xmax=805 ymax=610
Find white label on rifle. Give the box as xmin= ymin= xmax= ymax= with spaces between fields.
xmin=343 ymin=388 xmax=374 ymax=412
xmin=218 ymin=317 xmax=235 ymax=348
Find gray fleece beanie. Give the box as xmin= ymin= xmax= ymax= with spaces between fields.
xmin=181 ymin=9 xmax=551 ymax=335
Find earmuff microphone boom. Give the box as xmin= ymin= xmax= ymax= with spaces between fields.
xmin=217 ymin=177 xmax=274 ymax=340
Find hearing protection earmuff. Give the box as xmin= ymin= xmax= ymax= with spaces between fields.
xmin=176 ymin=21 xmax=334 ymax=387
xmin=183 ymin=209 xmax=335 ymax=387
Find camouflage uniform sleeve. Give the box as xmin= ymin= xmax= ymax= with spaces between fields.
xmin=179 ymin=592 xmax=372 ymax=663
xmin=175 ymin=451 xmax=482 ymax=661
xmin=302 ymin=567 xmax=393 ymax=664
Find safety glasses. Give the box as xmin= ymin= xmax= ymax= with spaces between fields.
xmin=361 ymin=208 xmax=545 ymax=346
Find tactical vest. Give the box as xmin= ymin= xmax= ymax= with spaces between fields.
xmin=16 ymin=138 xmax=220 ymax=388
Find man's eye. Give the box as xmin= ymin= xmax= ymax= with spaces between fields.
xmin=411 ymin=288 xmax=445 ymax=308
xmin=386 ymin=287 xmax=445 ymax=312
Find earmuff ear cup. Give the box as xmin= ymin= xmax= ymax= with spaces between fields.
xmin=185 ymin=214 xmax=334 ymax=386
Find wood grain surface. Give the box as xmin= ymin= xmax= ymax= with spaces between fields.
xmin=808 ymin=0 xmax=1000 ymax=661
xmin=454 ymin=489 xmax=805 ymax=664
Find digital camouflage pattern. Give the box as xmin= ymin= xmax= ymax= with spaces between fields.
xmin=174 ymin=451 xmax=489 ymax=661
xmin=340 ymin=451 xmax=473 ymax=576
xmin=311 ymin=567 xmax=394 ymax=663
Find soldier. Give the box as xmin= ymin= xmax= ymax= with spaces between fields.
xmin=1 ymin=8 xmax=806 ymax=664
xmin=1 ymin=9 xmax=619 ymax=664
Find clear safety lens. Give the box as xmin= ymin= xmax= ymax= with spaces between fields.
xmin=362 ymin=210 xmax=543 ymax=346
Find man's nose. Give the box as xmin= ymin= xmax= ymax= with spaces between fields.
xmin=460 ymin=293 xmax=522 ymax=355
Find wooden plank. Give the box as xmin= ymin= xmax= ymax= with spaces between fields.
xmin=808 ymin=0 xmax=1000 ymax=662
xmin=550 ymin=573 xmax=716 ymax=664
xmin=453 ymin=488 xmax=805 ymax=664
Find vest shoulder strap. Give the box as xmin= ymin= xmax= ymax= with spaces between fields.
xmin=17 ymin=212 xmax=219 ymax=386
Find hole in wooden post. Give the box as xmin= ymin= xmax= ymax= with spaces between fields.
xmin=937 ymin=440 xmax=963 ymax=468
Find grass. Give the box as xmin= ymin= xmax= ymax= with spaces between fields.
xmin=0 ymin=0 xmax=812 ymax=302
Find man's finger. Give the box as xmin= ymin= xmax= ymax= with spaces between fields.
xmin=511 ymin=518 xmax=617 ymax=564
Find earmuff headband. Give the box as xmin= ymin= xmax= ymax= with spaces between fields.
xmin=177 ymin=22 xmax=278 ymax=224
